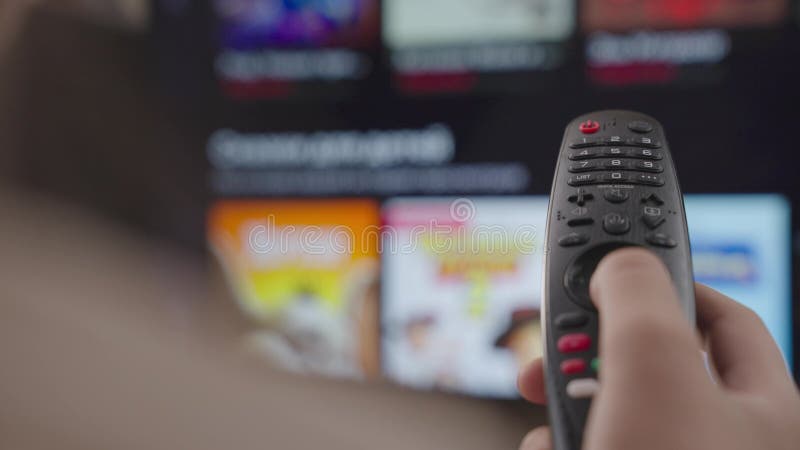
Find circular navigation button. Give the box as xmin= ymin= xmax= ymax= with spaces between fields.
xmin=563 ymin=242 xmax=634 ymax=310
xmin=603 ymin=212 xmax=631 ymax=235
xmin=579 ymin=120 xmax=600 ymax=134
xmin=628 ymin=120 xmax=654 ymax=133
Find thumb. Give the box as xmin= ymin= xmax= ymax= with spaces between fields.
xmin=589 ymin=248 xmax=707 ymax=394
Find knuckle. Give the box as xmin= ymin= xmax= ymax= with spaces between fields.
xmin=608 ymin=315 xmax=682 ymax=351
xmin=599 ymin=247 xmax=660 ymax=274
xmin=592 ymin=247 xmax=666 ymax=288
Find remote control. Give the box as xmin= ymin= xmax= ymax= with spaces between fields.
xmin=542 ymin=110 xmax=695 ymax=450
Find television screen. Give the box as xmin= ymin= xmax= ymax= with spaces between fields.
xmin=154 ymin=0 xmax=800 ymax=395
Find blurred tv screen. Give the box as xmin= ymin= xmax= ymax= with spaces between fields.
xmin=155 ymin=0 xmax=799 ymax=396
xmin=208 ymin=194 xmax=792 ymax=397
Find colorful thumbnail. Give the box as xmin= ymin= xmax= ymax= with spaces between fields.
xmin=684 ymin=194 xmax=792 ymax=365
xmin=215 ymin=0 xmax=380 ymax=49
xmin=383 ymin=0 xmax=574 ymax=49
xmin=582 ymin=0 xmax=787 ymax=32
xmin=208 ymin=199 xmax=381 ymax=379
xmin=381 ymin=197 xmax=549 ymax=398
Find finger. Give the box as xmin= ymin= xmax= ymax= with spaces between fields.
xmin=589 ymin=248 xmax=707 ymax=391
xmin=695 ymin=283 xmax=792 ymax=393
xmin=519 ymin=426 xmax=552 ymax=450
xmin=517 ymin=358 xmax=547 ymax=404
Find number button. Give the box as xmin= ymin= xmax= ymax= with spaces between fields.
xmin=601 ymin=172 xmax=630 ymax=183
xmin=629 ymin=136 xmax=661 ymax=148
xmin=634 ymin=160 xmax=663 ymax=173
xmin=569 ymin=160 xmax=599 ymax=173
xmin=602 ymin=147 xmax=629 ymax=157
xmin=630 ymin=148 xmax=663 ymax=160
xmin=569 ymin=148 xmax=601 ymax=160
xmin=570 ymin=138 xmax=602 ymax=149
xmin=603 ymin=159 xmax=629 ymax=170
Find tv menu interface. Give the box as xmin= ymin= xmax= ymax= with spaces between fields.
xmin=154 ymin=0 xmax=800 ymax=396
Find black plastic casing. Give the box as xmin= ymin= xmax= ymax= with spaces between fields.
xmin=542 ymin=110 xmax=695 ymax=450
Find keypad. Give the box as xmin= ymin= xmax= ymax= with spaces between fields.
xmin=569 ymin=137 xmax=662 ymax=149
xmin=568 ymin=148 xmax=662 ymax=161
xmin=568 ymin=159 xmax=663 ymax=174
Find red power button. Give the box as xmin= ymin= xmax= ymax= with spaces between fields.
xmin=579 ymin=120 xmax=600 ymax=134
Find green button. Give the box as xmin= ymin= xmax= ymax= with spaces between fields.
xmin=591 ymin=357 xmax=600 ymax=372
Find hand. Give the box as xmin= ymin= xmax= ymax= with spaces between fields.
xmin=518 ymin=248 xmax=800 ymax=450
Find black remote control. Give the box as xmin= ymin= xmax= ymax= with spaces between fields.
xmin=542 ymin=110 xmax=695 ymax=450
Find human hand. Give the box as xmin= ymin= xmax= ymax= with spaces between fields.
xmin=518 ymin=248 xmax=800 ymax=450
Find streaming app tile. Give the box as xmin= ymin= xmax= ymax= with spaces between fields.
xmin=216 ymin=0 xmax=380 ymax=49
xmin=208 ymin=199 xmax=382 ymax=379
xmin=685 ymin=194 xmax=792 ymax=366
xmin=384 ymin=0 xmax=574 ymax=48
xmin=381 ymin=197 xmax=549 ymax=398
xmin=582 ymin=0 xmax=788 ymax=32
xmin=213 ymin=0 xmax=380 ymax=99
xmin=383 ymin=0 xmax=575 ymax=94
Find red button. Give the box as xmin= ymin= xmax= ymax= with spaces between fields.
xmin=560 ymin=358 xmax=587 ymax=375
xmin=557 ymin=333 xmax=592 ymax=353
xmin=579 ymin=120 xmax=600 ymax=134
